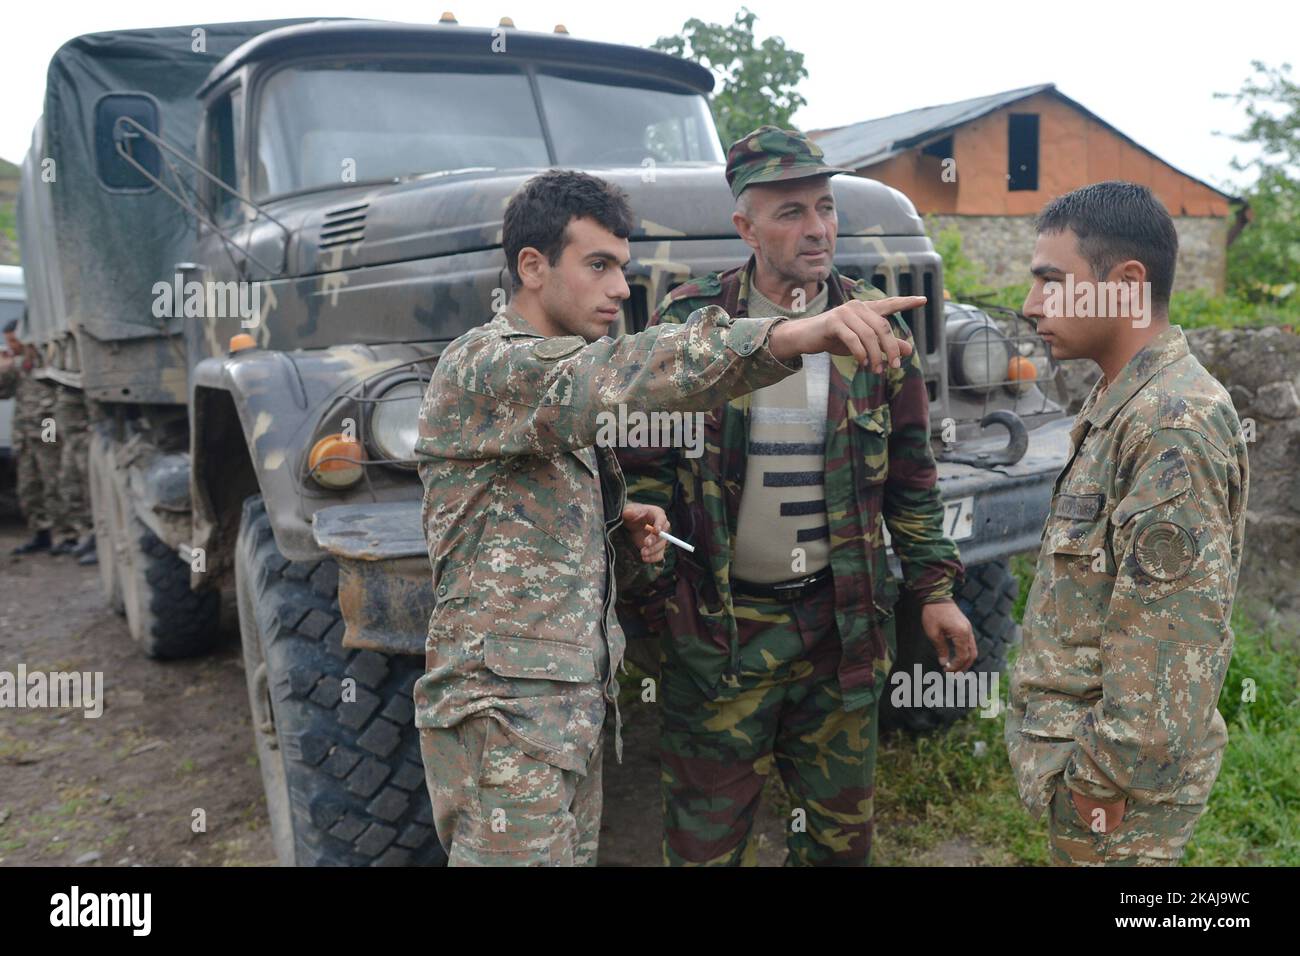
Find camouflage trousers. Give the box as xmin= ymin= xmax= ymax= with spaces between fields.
xmin=14 ymin=377 xmax=60 ymax=533
xmin=419 ymin=715 xmax=603 ymax=866
xmin=53 ymin=387 xmax=91 ymax=537
xmin=660 ymin=585 xmax=878 ymax=866
xmin=1047 ymin=775 xmax=1212 ymax=866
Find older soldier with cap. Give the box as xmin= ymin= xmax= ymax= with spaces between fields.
xmin=1005 ymin=181 xmax=1249 ymax=866
xmin=616 ymin=127 xmax=973 ymax=866
xmin=414 ymin=169 xmax=917 ymax=866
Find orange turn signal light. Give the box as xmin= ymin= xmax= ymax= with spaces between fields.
xmin=309 ymin=433 xmax=364 ymax=489
xmin=1006 ymin=355 xmax=1037 ymax=393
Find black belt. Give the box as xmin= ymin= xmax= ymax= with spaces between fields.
xmin=731 ymin=568 xmax=832 ymax=602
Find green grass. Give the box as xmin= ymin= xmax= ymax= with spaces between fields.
xmin=1186 ymin=606 xmax=1300 ymax=864
xmin=876 ymin=559 xmax=1300 ymax=865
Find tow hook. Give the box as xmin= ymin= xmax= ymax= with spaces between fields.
xmin=940 ymin=410 xmax=1029 ymax=467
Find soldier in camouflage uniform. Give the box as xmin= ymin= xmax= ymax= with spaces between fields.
xmin=50 ymin=382 xmax=97 ymax=563
xmin=1005 ymin=182 xmax=1248 ymax=866
xmin=414 ymin=170 xmax=914 ymax=866
xmin=615 ymin=127 xmax=974 ymax=866
xmin=3 ymin=318 xmax=61 ymax=556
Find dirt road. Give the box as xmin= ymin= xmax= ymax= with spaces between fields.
xmin=0 ymin=517 xmax=786 ymax=866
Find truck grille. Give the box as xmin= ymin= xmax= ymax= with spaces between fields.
xmin=864 ymin=265 xmax=944 ymax=406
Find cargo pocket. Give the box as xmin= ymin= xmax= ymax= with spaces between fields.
xmin=850 ymin=402 xmax=891 ymax=485
xmin=1013 ymin=697 xmax=1086 ymax=812
xmin=1045 ymin=502 xmax=1113 ymax=647
xmin=453 ymin=718 xmax=577 ymax=866
xmin=483 ymin=633 xmax=596 ymax=683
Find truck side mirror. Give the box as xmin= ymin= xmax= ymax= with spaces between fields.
xmin=94 ymin=93 xmax=161 ymax=191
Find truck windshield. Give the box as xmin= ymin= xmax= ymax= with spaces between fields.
xmin=254 ymin=59 xmax=724 ymax=198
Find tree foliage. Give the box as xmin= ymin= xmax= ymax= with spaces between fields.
xmin=652 ymin=7 xmax=808 ymax=149
xmin=1217 ymin=62 xmax=1300 ymax=302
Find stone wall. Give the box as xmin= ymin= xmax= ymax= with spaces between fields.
xmin=1052 ymin=326 xmax=1300 ymax=627
xmin=931 ymin=214 xmax=1228 ymax=294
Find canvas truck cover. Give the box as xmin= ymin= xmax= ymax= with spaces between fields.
xmin=16 ymin=19 xmax=317 ymax=397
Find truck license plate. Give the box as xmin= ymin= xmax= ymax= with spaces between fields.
xmin=944 ymin=496 xmax=975 ymax=541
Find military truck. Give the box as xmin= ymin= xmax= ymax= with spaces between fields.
xmin=20 ymin=16 xmax=1072 ymax=865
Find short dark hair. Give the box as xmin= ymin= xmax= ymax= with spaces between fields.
xmin=1035 ymin=181 xmax=1179 ymax=307
xmin=2 ymin=319 xmax=16 ymax=334
xmin=502 ymin=170 xmax=635 ymax=290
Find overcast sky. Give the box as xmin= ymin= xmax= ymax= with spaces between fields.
xmin=1 ymin=0 xmax=1293 ymax=191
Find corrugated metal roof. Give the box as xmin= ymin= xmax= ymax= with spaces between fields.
xmin=811 ymin=84 xmax=1054 ymax=168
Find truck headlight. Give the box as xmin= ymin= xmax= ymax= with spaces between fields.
xmin=368 ymin=379 xmax=424 ymax=466
xmin=950 ymin=321 xmax=1012 ymax=392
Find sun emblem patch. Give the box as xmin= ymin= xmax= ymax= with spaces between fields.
xmin=1134 ymin=521 xmax=1196 ymax=581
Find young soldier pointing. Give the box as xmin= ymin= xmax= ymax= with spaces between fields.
xmin=414 ymin=170 xmax=923 ymax=866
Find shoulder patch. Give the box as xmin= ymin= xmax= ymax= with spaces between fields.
xmin=533 ymin=336 xmax=586 ymax=361
xmin=1134 ymin=521 xmax=1196 ymax=581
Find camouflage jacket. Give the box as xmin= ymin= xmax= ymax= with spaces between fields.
xmin=413 ymin=305 xmax=797 ymax=772
xmin=1005 ymin=325 xmax=1248 ymax=816
xmin=3 ymin=350 xmax=58 ymax=428
xmin=616 ymin=259 xmax=963 ymax=709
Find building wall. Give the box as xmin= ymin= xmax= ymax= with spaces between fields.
xmin=930 ymin=214 xmax=1227 ymax=294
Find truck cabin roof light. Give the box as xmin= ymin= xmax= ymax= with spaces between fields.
xmin=439 ymin=12 xmax=458 ymax=23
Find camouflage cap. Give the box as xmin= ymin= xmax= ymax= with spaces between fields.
xmin=725 ymin=125 xmax=853 ymax=199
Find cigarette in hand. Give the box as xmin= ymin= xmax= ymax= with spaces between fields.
xmin=645 ymin=524 xmax=695 ymax=554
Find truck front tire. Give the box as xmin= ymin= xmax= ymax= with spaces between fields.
xmin=235 ymin=496 xmax=446 ymax=867
xmin=880 ymin=559 xmax=1020 ymax=734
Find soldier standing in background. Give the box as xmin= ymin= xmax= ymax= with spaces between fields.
xmin=615 ymin=127 xmax=974 ymax=866
xmin=0 ymin=323 xmax=16 ymax=396
xmin=3 ymin=316 xmax=61 ymax=556
xmin=1005 ymin=182 xmax=1249 ymax=865
xmin=50 ymin=380 xmax=97 ymax=564
xmin=414 ymin=170 xmax=916 ymax=865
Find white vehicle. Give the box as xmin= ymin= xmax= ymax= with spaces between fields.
xmin=0 ymin=264 xmax=26 ymax=487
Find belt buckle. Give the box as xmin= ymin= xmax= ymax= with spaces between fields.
xmin=771 ymin=574 xmax=816 ymax=601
